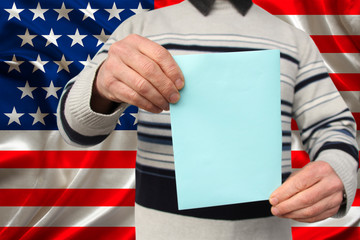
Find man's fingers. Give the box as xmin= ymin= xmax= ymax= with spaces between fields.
xmin=133 ymin=34 xmax=185 ymax=89
xmin=103 ymin=59 xmax=170 ymax=111
xmin=103 ymin=77 xmax=163 ymax=113
xmin=112 ymin=34 xmax=183 ymax=104
xmin=270 ymin=164 xmax=320 ymax=205
xmin=271 ymin=182 xmax=343 ymax=217
xmin=120 ymin=46 xmax=180 ymax=104
xmin=96 ymin=34 xmax=184 ymax=113
xmin=293 ymin=206 xmax=340 ymax=223
xmin=273 ymin=193 xmax=342 ymax=222
xmin=270 ymin=162 xmax=343 ymax=207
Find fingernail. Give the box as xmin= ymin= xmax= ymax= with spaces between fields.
xmin=269 ymin=197 xmax=279 ymax=205
xmin=175 ymin=79 xmax=184 ymax=89
xmin=169 ymin=93 xmax=180 ymax=103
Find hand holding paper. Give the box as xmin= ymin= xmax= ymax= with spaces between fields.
xmin=170 ymin=50 xmax=282 ymax=210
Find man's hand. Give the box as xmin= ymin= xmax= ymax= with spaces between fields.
xmin=91 ymin=34 xmax=184 ymax=114
xmin=269 ymin=161 xmax=344 ymax=223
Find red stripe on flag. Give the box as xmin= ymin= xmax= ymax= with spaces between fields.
xmin=291 ymin=150 xmax=310 ymax=168
xmin=0 ymin=227 xmax=135 ymax=240
xmin=329 ymin=74 xmax=360 ymax=91
xmin=0 ymin=151 xmax=136 ymax=168
xmin=254 ymin=0 xmax=360 ymax=15
xmin=292 ymin=112 xmax=359 ymax=131
xmin=310 ymin=35 xmax=360 ymax=53
xmin=291 ymin=150 xmax=360 ymax=168
xmin=154 ymin=0 xmax=184 ymax=9
xmin=352 ymin=113 xmax=360 ymax=130
xmin=291 ymin=118 xmax=299 ymax=131
xmin=292 ymin=227 xmax=360 ymax=240
xmin=0 ymin=189 xmax=135 ymax=207
xmin=353 ymin=189 xmax=360 ymax=207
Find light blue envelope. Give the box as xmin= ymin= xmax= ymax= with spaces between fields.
xmin=170 ymin=50 xmax=282 ymax=210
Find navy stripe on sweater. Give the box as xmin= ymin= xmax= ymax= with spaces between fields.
xmin=313 ymin=142 xmax=359 ymax=165
xmin=295 ymin=73 xmax=329 ymax=93
xmin=136 ymin=162 xmax=276 ymax=220
xmin=59 ymin=83 xmax=109 ymax=146
xmin=162 ymin=44 xmax=300 ymax=65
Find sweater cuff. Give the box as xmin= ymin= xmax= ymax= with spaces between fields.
xmin=65 ymin=53 xmax=129 ymax=137
xmin=315 ymin=149 xmax=358 ymax=218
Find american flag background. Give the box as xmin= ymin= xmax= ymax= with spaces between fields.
xmin=0 ymin=0 xmax=358 ymax=239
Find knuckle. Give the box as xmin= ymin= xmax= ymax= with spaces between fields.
xmin=303 ymin=207 xmax=317 ymax=218
xmin=108 ymin=43 xmax=120 ymax=55
xmin=134 ymin=78 xmax=149 ymax=95
xmin=294 ymin=180 xmax=305 ymax=192
xmin=127 ymin=90 xmax=139 ymax=103
xmin=165 ymin=63 xmax=180 ymax=78
xmin=317 ymin=161 xmax=332 ymax=175
xmin=103 ymin=58 xmax=117 ymax=73
xmin=298 ymin=196 xmax=310 ymax=206
xmin=134 ymin=78 xmax=146 ymax=94
xmin=159 ymin=82 xmax=175 ymax=95
xmin=141 ymin=61 xmax=157 ymax=78
xmin=126 ymin=34 xmax=141 ymax=42
xmin=153 ymin=46 xmax=170 ymax=62
xmin=109 ymin=41 xmax=129 ymax=57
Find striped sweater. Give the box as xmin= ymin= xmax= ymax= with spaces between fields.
xmin=57 ymin=1 xmax=358 ymax=239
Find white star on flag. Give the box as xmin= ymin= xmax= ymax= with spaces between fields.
xmin=130 ymin=113 xmax=139 ymax=125
xmin=5 ymin=3 xmax=24 ymax=21
xmin=79 ymin=55 xmax=92 ymax=67
xmin=5 ymin=55 xmax=24 ymax=73
xmin=30 ymin=55 xmax=49 ymax=73
xmin=54 ymin=2 xmax=73 ymax=21
xmin=42 ymin=81 xmax=62 ymax=99
xmin=42 ymin=28 xmax=61 ymax=47
xmin=130 ymin=3 xmax=150 ymax=15
xmin=80 ymin=3 xmax=98 ymax=21
xmin=93 ymin=29 xmax=110 ymax=47
xmin=5 ymin=107 xmax=24 ymax=125
xmin=105 ymin=3 xmax=124 ymax=20
xmin=17 ymin=81 xmax=37 ymax=99
xmin=68 ymin=28 xmax=87 ymax=47
xmin=54 ymin=55 xmax=73 ymax=73
xmin=29 ymin=107 xmax=49 ymax=125
xmin=118 ymin=113 xmax=125 ymax=125
xmin=29 ymin=3 xmax=48 ymax=21
xmin=17 ymin=28 xmax=37 ymax=47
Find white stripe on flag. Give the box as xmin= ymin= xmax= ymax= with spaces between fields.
xmin=0 ymin=207 xmax=135 ymax=227
xmin=0 ymin=168 xmax=135 ymax=189
xmin=321 ymin=53 xmax=360 ymax=74
xmin=292 ymin=131 xmax=360 ymax=151
xmin=0 ymin=130 xmax=137 ymax=151
xmin=275 ymin=15 xmax=360 ymax=35
xmin=291 ymin=207 xmax=360 ymax=227
xmin=339 ymin=91 xmax=360 ymax=112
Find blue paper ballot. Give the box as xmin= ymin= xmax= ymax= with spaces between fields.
xmin=170 ymin=50 xmax=282 ymax=210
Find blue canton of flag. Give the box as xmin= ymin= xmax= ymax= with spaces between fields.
xmin=0 ymin=0 xmax=154 ymax=131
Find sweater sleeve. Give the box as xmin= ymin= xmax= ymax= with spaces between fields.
xmin=292 ymin=31 xmax=359 ymax=217
xmin=57 ymin=20 xmax=134 ymax=147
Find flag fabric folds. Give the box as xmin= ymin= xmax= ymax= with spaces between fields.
xmin=0 ymin=0 xmax=359 ymax=239
xmin=0 ymin=0 xmax=147 ymax=239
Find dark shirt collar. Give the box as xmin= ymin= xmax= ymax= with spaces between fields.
xmin=189 ymin=0 xmax=253 ymax=16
